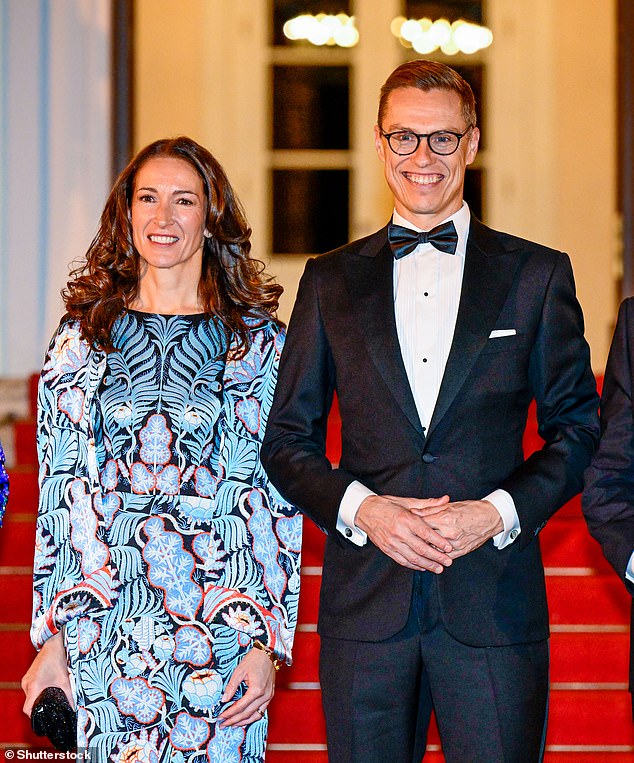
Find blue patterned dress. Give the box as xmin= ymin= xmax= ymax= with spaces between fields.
xmin=0 ymin=439 xmax=7 ymax=525
xmin=32 ymin=312 xmax=302 ymax=762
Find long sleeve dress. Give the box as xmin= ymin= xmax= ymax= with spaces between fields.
xmin=31 ymin=310 xmax=302 ymax=762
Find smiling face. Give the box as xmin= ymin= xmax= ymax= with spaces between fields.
xmin=375 ymin=87 xmax=479 ymax=230
xmin=130 ymin=156 xmax=208 ymax=283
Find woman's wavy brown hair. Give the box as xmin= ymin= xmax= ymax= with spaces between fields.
xmin=63 ymin=136 xmax=283 ymax=355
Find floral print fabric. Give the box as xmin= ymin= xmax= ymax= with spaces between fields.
xmin=0 ymin=439 xmax=7 ymax=525
xmin=32 ymin=312 xmax=301 ymax=761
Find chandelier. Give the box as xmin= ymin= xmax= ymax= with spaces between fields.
xmin=391 ymin=16 xmax=493 ymax=55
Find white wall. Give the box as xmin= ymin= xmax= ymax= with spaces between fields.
xmin=0 ymin=0 xmax=111 ymax=376
xmin=487 ymin=0 xmax=617 ymax=370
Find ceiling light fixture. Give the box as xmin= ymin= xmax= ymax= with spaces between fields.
xmin=283 ymin=13 xmax=360 ymax=48
xmin=391 ymin=16 xmax=493 ymax=56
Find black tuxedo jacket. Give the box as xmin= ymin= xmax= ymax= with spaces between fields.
xmin=582 ymin=297 xmax=634 ymax=694
xmin=262 ymin=217 xmax=599 ymax=647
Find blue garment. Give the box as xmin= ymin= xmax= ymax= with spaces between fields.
xmin=0 ymin=438 xmax=7 ymax=525
xmin=33 ymin=312 xmax=301 ymax=762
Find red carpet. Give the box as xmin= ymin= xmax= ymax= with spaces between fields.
xmin=1 ymin=387 xmax=632 ymax=760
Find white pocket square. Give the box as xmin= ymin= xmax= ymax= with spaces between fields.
xmin=489 ymin=329 xmax=517 ymax=338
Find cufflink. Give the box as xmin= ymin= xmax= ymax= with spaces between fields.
xmin=345 ymin=528 xmax=353 ymax=538
xmin=510 ymin=529 xmax=519 ymax=540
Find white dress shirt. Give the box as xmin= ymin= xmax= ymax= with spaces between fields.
xmin=336 ymin=204 xmax=521 ymax=548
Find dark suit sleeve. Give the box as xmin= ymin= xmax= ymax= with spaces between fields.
xmin=261 ymin=259 xmax=357 ymax=537
xmin=498 ymin=252 xmax=599 ymax=546
xmin=582 ymin=298 xmax=634 ymax=594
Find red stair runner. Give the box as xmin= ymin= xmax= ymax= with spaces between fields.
xmin=0 ymin=385 xmax=631 ymax=760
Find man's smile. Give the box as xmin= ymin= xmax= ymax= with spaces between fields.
xmin=403 ymin=172 xmax=444 ymax=186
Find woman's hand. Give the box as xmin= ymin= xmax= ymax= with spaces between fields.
xmin=21 ymin=631 xmax=74 ymax=717
xmin=217 ymin=646 xmax=276 ymax=727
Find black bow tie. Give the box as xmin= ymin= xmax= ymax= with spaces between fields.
xmin=388 ymin=220 xmax=458 ymax=258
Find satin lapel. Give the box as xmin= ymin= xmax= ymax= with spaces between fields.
xmin=344 ymin=227 xmax=425 ymax=441
xmin=426 ymin=219 xmax=521 ymax=439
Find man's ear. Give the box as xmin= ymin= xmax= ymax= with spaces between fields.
xmin=374 ymin=124 xmax=386 ymax=162
xmin=465 ymin=127 xmax=480 ymax=166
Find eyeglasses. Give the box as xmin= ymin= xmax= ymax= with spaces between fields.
xmin=380 ymin=127 xmax=472 ymax=156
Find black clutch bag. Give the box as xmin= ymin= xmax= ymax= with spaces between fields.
xmin=30 ymin=687 xmax=77 ymax=752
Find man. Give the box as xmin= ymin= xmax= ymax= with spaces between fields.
xmin=582 ymin=298 xmax=634 ymax=718
xmin=261 ymin=60 xmax=599 ymax=762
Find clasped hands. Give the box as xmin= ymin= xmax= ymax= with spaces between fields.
xmin=355 ymin=494 xmax=504 ymax=573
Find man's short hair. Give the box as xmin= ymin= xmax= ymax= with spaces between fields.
xmin=378 ymin=60 xmax=477 ymax=129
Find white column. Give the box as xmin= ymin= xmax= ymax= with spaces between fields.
xmin=0 ymin=0 xmax=111 ymax=376
xmin=350 ymin=0 xmax=401 ymax=240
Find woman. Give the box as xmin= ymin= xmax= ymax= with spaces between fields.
xmin=21 ymin=137 xmax=302 ymax=761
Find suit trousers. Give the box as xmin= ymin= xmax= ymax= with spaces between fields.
xmin=319 ymin=573 xmax=549 ymax=763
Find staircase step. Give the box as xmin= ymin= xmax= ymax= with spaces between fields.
xmin=301 ymin=521 xmax=326 ymax=568
xmin=0 ymin=629 xmax=35 ymax=682
xmin=266 ymin=752 xmax=634 ymax=763
xmin=3 ymin=468 xmax=38 ymax=516
xmin=280 ymin=631 xmax=320 ymax=687
xmin=543 ymin=756 xmax=634 ymax=762
xmin=550 ymin=630 xmax=630 ymax=683
xmin=325 ymin=398 xmax=341 ymax=465
xmin=555 ymin=495 xmax=583 ymax=519
xmin=0 ymin=689 xmax=50 ymax=747
xmin=548 ymin=689 xmax=634 ymax=745
xmin=268 ymin=688 xmax=326 ymax=745
xmin=266 ymin=752 xmax=328 ymax=763
xmin=297 ymin=574 xmax=320 ymax=625
xmin=12 ymin=421 xmax=36 ymax=469
xmin=540 ymin=517 xmax=614 ymax=572
xmin=0 ymin=518 xmax=36 ymax=566
xmin=547 ymin=574 xmax=630 ymax=625
xmin=0 ymin=571 xmax=33 ymax=623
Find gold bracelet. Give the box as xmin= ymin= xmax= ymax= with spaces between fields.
xmin=252 ymin=639 xmax=282 ymax=671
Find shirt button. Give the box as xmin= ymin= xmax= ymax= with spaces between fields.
xmin=345 ymin=528 xmax=353 ymax=538
xmin=422 ymin=358 xmax=428 ymax=363
xmin=424 ymin=292 xmax=429 ymax=297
